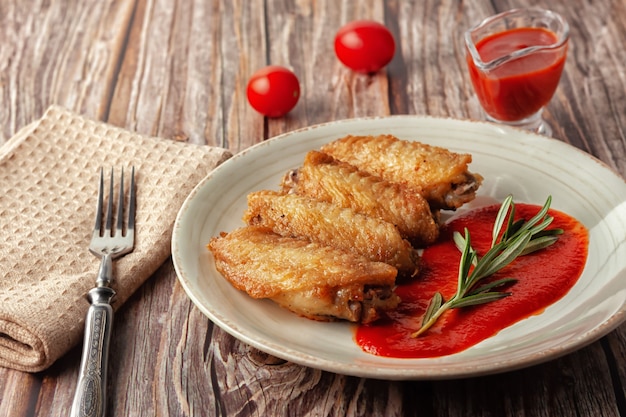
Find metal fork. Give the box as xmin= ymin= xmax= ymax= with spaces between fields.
xmin=71 ymin=167 xmax=136 ymax=417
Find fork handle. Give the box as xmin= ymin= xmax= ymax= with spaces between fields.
xmin=70 ymin=286 xmax=115 ymax=417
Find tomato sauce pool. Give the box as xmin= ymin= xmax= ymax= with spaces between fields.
xmin=355 ymin=203 xmax=588 ymax=358
xmin=466 ymin=27 xmax=567 ymax=122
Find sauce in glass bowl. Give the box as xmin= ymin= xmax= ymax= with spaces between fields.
xmin=466 ymin=27 xmax=567 ymax=122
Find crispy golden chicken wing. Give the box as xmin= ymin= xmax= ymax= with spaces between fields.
xmin=320 ymin=134 xmax=483 ymax=210
xmin=243 ymin=190 xmax=420 ymax=277
xmin=208 ymin=226 xmax=399 ymax=323
xmin=281 ymin=150 xmax=440 ymax=246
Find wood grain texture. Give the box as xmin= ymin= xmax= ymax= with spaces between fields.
xmin=1 ymin=0 xmax=625 ymax=416
xmin=0 ymin=0 xmax=135 ymax=141
xmin=107 ymin=0 xmax=268 ymax=150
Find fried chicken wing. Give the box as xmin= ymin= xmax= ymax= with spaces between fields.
xmin=282 ymin=150 xmax=440 ymax=245
xmin=320 ymin=134 xmax=483 ymax=210
xmin=243 ymin=190 xmax=420 ymax=276
xmin=208 ymin=226 xmax=400 ymax=323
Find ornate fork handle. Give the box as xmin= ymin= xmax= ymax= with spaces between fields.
xmin=70 ymin=284 xmax=115 ymax=417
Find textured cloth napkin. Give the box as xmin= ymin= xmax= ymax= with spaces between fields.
xmin=0 ymin=106 xmax=231 ymax=372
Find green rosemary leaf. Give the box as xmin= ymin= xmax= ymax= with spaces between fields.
xmin=453 ymin=230 xmax=467 ymax=253
xmin=526 ymin=215 xmax=554 ymax=235
xmin=448 ymin=291 xmax=512 ymax=309
xmin=508 ymin=196 xmax=553 ymax=240
xmin=465 ymin=240 xmax=508 ymax=284
xmin=475 ymin=231 xmax=532 ymax=279
xmin=468 ymin=277 xmax=518 ymax=296
xmin=520 ymin=235 xmax=560 ymax=256
xmin=422 ymin=292 xmax=444 ymax=326
xmin=492 ymin=195 xmax=514 ymax=246
xmin=456 ymin=228 xmax=474 ymax=297
xmin=532 ymin=228 xmax=564 ymax=239
xmin=454 ymin=231 xmax=478 ymax=267
xmin=504 ymin=218 xmax=525 ymax=241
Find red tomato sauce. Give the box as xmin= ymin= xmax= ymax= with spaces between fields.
xmin=467 ymin=27 xmax=567 ymax=121
xmin=356 ymin=204 xmax=588 ymax=358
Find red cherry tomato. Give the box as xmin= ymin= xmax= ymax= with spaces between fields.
xmin=334 ymin=20 xmax=395 ymax=73
xmin=246 ymin=66 xmax=300 ymax=117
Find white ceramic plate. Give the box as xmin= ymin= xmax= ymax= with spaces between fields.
xmin=172 ymin=116 xmax=626 ymax=380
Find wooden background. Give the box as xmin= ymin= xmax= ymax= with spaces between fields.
xmin=1 ymin=0 xmax=625 ymax=416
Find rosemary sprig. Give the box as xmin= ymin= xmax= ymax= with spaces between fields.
xmin=411 ymin=195 xmax=563 ymax=338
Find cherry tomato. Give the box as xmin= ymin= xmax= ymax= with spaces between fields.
xmin=246 ymin=66 xmax=300 ymax=117
xmin=334 ymin=20 xmax=396 ymax=73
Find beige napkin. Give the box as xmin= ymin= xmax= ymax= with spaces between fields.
xmin=0 ymin=106 xmax=231 ymax=372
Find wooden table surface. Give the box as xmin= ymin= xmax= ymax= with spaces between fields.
xmin=1 ymin=0 xmax=625 ymax=415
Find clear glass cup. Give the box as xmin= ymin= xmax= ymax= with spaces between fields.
xmin=465 ymin=8 xmax=569 ymax=136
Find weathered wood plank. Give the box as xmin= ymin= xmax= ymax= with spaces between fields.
xmin=0 ymin=0 xmax=136 ymax=142
xmin=428 ymin=344 xmax=621 ymax=417
xmin=107 ymin=0 xmax=267 ymax=151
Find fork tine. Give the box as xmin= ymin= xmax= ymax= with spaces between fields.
xmin=105 ymin=168 xmax=114 ymax=237
xmin=93 ymin=168 xmax=104 ymax=238
xmin=127 ymin=166 xmax=136 ymax=237
xmin=116 ymin=168 xmax=125 ymax=236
